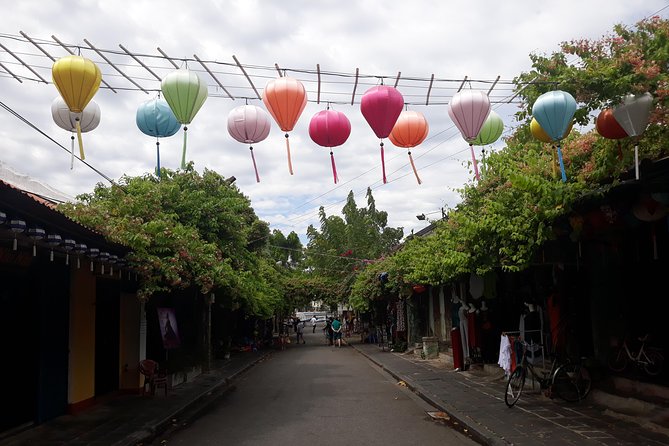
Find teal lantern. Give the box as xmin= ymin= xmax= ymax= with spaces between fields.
xmin=136 ymin=98 xmax=181 ymax=177
xmin=532 ymin=91 xmax=577 ymax=182
xmin=161 ymin=69 xmax=208 ymax=169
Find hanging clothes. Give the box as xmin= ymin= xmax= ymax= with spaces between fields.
xmin=396 ymin=300 xmax=406 ymax=332
xmin=452 ymin=327 xmax=464 ymax=371
xmin=498 ymin=334 xmax=512 ymax=375
xmin=458 ymin=305 xmax=470 ymax=359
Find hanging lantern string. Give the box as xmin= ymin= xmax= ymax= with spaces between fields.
xmin=550 ymin=145 xmax=558 ymax=178
xmin=556 ymin=143 xmax=567 ymax=182
xmin=634 ymin=141 xmax=640 ymax=180
xmin=155 ymin=139 xmax=161 ymax=178
xmin=380 ymin=141 xmax=387 ymax=184
xmin=468 ymin=143 xmax=480 ymax=181
xmin=285 ymin=133 xmax=294 ymax=175
xmin=250 ymin=146 xmax=260 ymax=183
xmin=75 ymin=117 xmax=85 ymax=160
xmin=181 ymin=126 xmax=188 ymax=169
xmin=70 ymin=134 xmax=75 ymax=170
xmin=330 ymin=150 xmax=339 ymax=184
xmin=617 ymin=141 xmax=623 ymax=161
xmin=408 ymin=150 xmax=422 ymax=185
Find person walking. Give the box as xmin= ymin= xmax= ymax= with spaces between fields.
xmin=311 ymin=315 xmax=318 ymax=333
xmin=332 ymin=316 xmax=343 ymax=348
xmin=296 ymin=320 xmax=305 ymax=344
xmin=324 ymin=317 xmax=334 ymax=345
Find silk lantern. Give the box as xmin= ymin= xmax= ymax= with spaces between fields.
xmin=308 ymin=109 xmax=351 ymax=184
xmin=360 ymin=86 xmax=404 ymax=184
xmin=532 ymin=90 xmax=577 ymax=182
xmin=136 ymin=98 xmax=181 ymax=177
xmin=52 ymin=55 xmax=102 ymax=161
xmin=52 ymin=97 xmax=101 ymax=169
xmin=531 ymin=118 xmax=573 ymax=179
xmin=227 ymin=105 xmax=272 ymax=183
xmin=472 ymin=111 xmax=504 ymax=176
xmin=448 ymin=90 xmax=491 ymax=181
xmin=595 ymin=108 xmax=628 ymax=161
xmin=161 ymin=69 xmax=208 ymax=169
xmin=612 ymin=93 xmax=653 ymax=180
xmin=389 ymin=110 xmax=429 ymax=185
xmin=262 ymin=77 xmax=307 ymax=175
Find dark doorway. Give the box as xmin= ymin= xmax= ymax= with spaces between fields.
xmin=95 ymin=279 xmax=120 ymax=396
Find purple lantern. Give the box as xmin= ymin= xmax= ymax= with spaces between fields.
xmin=227 ymin=105 xmax=272 ymax=183
xmin=309 ymin=109 xmax=351 ymax=184
xmin=448 ymin=90 xmax=491 ymax=181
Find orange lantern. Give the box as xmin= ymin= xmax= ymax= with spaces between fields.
xmin=389 ymin=111 xmax=429 ymax=184
xmin=262 ymin=77 xmax=307 ymax=175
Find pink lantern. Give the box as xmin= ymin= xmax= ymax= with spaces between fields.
xmin=227 ymin=105 xmax=272 ymax=183
xmin=309 ymin=109 xmax=351 ymax=184
xmin=448 ymin=90 xmax=491 ymax=181
xmin=360 ymin=86 xmax=404 ymax=184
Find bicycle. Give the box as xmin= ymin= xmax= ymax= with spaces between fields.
xmin=505 ymin=341 xmax=592 ymax=407
xmin=607 ymin=334 xmax=664 ymax=376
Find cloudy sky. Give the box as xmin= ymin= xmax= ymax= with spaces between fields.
xmin=1 ymin=1 xmax=667 ymax=242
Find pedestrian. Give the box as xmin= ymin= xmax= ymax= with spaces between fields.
xmin=332 ymin=316 xmax=343 ymax=348
xmin=311 ymin=315 xmax=317 ymax=333
xmin=296 ymin=320 xmax=305 ymax=344
xmin=325 ymin=317 xmax=334 ymax=345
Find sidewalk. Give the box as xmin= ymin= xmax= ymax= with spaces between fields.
xmin=350 ymin=341 xmax=669 ymax=446
xmin=1 ymin=351 xmax=270 ymax=446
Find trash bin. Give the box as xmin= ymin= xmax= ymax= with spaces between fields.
xmin=414 ymin=343 xmax=423 ymax=357
xmin=422 ymin=336 xmax=439 ymax=359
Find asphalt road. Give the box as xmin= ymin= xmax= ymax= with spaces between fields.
xmin=157 ymin=328 xmax=477 ymax=445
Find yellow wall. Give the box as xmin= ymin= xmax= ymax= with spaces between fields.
xmin=68 ymin=266 xmax=96 ymax=405
xmin=119 ymin=292 xmax=141 ymax=390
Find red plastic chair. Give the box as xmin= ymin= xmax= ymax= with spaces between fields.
xmin=139 ymin=359 xmax=168 ymax=396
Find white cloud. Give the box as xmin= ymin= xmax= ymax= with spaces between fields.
xmin=1 ymin=1 xmax=666 ymax=244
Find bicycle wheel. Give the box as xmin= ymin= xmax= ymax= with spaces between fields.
xmin=553 ymin=363 xmax=592 ymax=403
xmin=505 ymin=366 xmax=526 ymax=407
xmin=644 ymin=350 xmax=664 ymax=376
xmin=607 ymin=347 xmax=628 ymax=372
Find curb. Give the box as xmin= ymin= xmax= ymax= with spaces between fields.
xmin=351 ymin=344 xmax=508 ymax=446
xmin=126 ymin=351 xmax=272 ymax=446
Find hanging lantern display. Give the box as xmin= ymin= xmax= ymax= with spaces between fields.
xmin=62 ymin=239 xmax=75 ymax=266
xmin=308 ymin=109 xmax=351 ymax=184
xmin=360 ymin=85 xmax=404 ymax=184
xmin=136 ymin=98 xmax=181 ymax=177
xmin=388 ymin=110 xmax=429 ymax=185
xmin=74 ymin=243 xmax=87 ymax=269
xmin=612 ymin=93 xmax=653 ymax=180
xmin=47 ymin=234 xmax=62 ymax=262
xmin=28 ymin=227 xmax=45 ymax=257
xmin=448 ymin=90 xmax=491 ymax=181
xmin=227 ymin=105 xmax=272 ymax=183
xmin=161 ymin=69 xmax=208 ymax=169
xmin=595 ymin=108 xmax=628 ymax=160
xmin=530 ymin=118 xmax=574 ymax=179
xmin=88 ymin=247 xmax=100 ymax=272
xmin=532 ymin=90 xmax=577 ymax=182
xmin=99 ymin=251 xmax=110 ymax=275
xmin=9 ymin=219 xmax=26 ymax=251
xmin=108 ymin=254 xmax=118 ymax=275
xmin=52 ymin=97 xmax=101 ymax=169
xmin=51 ymin=55 xmax=102 ymax=161
xmin=471 ymin=111 xmax=504 ymax=176
xmin=262 ymin=77 xmax=308 ymax=175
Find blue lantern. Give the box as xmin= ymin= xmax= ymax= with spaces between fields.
xmin=532 ymin=91 xmax=577 ymax=182
xmin=136 ymin=98 xmax=181 ymax=177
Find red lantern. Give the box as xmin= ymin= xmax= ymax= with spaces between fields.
xmin=360 ymin=86 xmax=404 ymax=184
xmin=262 ymin=77 xmax=308 ymax=175
xmin=309 ymin=109 xmax=351 ymax=184
xmin=412 ymin=285 xmax=426 ymax=293
xmin=596 ymin=108 xmax=628 ymax=160
xmin=389 ymin=111 xmax=429 ymax=184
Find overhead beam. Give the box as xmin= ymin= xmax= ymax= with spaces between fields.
xmin=232 ymin=55 xmax=261 ymax=100
xmin=425 ymin=73 xmax=435 ymax=105
xmin=52 ymin=35 xmax=117 ymax=93
xmin=84 ymin=39 xmax=148 ymax=94
xmin=0 ymin=61 xmax=22 ymax=83
xmin=394 ymin=71 xmax=401 ymax=88
xmin=487 ymin=75 xmax=501 ymax=95
xmin=20 ymin=31 xmax=55 ymax=61
xmin=316 ymin=63 xmax=321 ymax=104
xmin=194 ymin=54 xmax=234 ymax=100
xmin=157 ymin=47 xmax=180 ymax=69
xmin=0 ymin=42 xmax=47 ymax=83
xmin=119 ymin=44 xmax=162 ymax=81
xmin=274 ymin=63 xmax=282 ymax=77
xmin=350 ymin=68 xmax=359 ymax=105
xmin=457 ymin=76 xmax=468 ymax=93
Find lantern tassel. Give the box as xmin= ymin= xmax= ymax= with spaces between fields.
xmin=634 ymin=144 xmax=639 ymax=180
xmin=380 ymin=142 xmax=387 ymax=184
xmin=408 ymin=151 xmax=422 ymax=185
xmin=250 ymin=146 xmax=260 ymax=183
xmin=285 ymin=134 xmax=294 ymax=175
xmin=330 ymin=151 xmax=339 ymax=184
xmin=469 ymin=144 xmax=480 ymax=181
xmin=75 ymin=118 xmax=85 ymax=160
xmin=156 ymin=140 xmax=161 ymax=178
xmin=181 ymin=127 xmax=188 ymax=170
xmin=617 ymin=141 xmax=623 ymax=161
xmin=556 ymin=144 xmax=567 ymax=182
xmin=70 ymin=135 xmax=75 ymax=170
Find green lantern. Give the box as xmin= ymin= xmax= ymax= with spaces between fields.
xmin=471 ymin=110 xmax=504 ymax=146
xmin=161 ymin=69 xmax=208 ymax=168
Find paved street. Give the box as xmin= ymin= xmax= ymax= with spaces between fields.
xmin=153 ymin=328 xmax=476 ymax=445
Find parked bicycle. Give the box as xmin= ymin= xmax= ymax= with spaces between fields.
xmin=607 ymin=334 xmax=664 ymax=376
xmin=505 ymin=341 xmax=592 ymax=408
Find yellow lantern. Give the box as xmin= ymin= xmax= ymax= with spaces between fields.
xmin=52 ymin=55 xmax=102 ymax=160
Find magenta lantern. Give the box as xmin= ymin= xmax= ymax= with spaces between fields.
xmin=227 ymin=105 xmax=272 ymax=182
xmin=448 ymin=90 xmax=491 ymax=181
xmin=309 ymin=109 xmax=351 ymax=184
xmin=360 ymin=85 xmax=404 ymax=184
